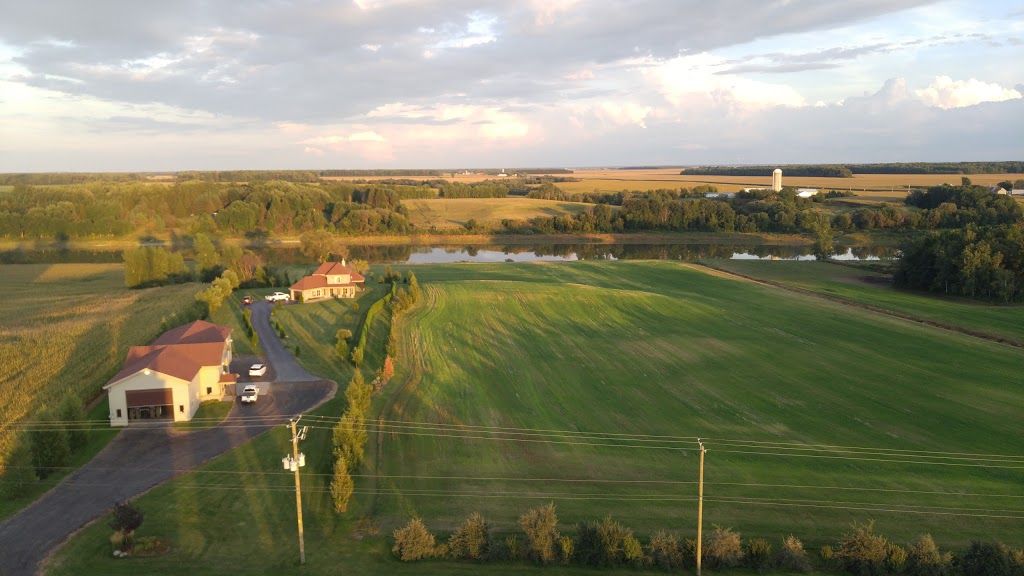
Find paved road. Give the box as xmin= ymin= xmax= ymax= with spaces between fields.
xmin=0 ymin=303 xmax=334 ymax=576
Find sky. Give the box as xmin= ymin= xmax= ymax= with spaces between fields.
xmin=0 ymin=0 xmax=1022 ymax=172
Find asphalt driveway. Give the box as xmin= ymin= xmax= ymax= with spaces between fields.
xmin=0 ymin=301 xmax=335 ymax=576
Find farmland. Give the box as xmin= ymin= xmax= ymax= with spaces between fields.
xmin=404 ymin=198 xmax=597 ymax=229
xmin=0 ymin=264 xmax=203 ymax=515
xmin=46 ymin=260 xmax=1024 ymax=576
xmin=703 ymin=260 xmax=1024 ymax=344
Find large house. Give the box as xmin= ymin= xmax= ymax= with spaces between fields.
xmin=289 ymin=260 xmax=366 ymax=302
xmin=104 ymin=320 xmax=235 ymax=426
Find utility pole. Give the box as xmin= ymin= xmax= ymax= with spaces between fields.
xmin=282 ymin=419 xmax=308 ymax=564
xmin=696 ymin=438 xmax=706 ymax=576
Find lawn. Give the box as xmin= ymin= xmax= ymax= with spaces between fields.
xmin=703 ymin=260 xmax=1024 ymax=344
xmin=172 ymin=400 xmax=233 ymax=432
xmin=44 ymin=261 xmax=1024 ymax=575
xmin=0 ymin=264 xmax=202 ymax=492
xmin=404 ymin=198 xmax=596 ymax=229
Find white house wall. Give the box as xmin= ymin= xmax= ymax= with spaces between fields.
xmin=106 ymin=371 xmax=193 ymax=427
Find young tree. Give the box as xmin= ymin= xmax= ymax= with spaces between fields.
xmin=1 ymin=433 xmax=38 ymax=497
xmin=408 ymin=271 xmax=421 ymax=303
xmin=447 ymin=512 xmax=491 ymax=561
xmin=108 ymin=500 xmax=144 ymax=548
xmin=704 ymin=526 xmax=744 ymax=570
xmin=345 ymin=370 xmax=372 ymax=417
xmin=906 ymin=534 xmax=953 ymax=576
xmin=386 ymin=330 xmax=398 ymax=359
xmin=192 ymin=232 xmax=220 ymax=272
xmin=351 ymin=346 xmax=364 ymax=368
xmin=393 ymin=518 xmax=435 ymax=561
xmin=300 ymin=229 xmax=335 ymax=262
xmin=776 ymin=535 xmax=812 ymax=574
xmin=519 ymin=502 xmax=559 ymax=564
xmin=58 ymin=395 xmax=88 ymax=452
xmin=835 ymin=521 xmax=887 ymax=575
xmin=648 ymin=530 xmax=684 ymax=571
xmin=332 ymin=412 xmax=366 ymax=470
xmin=29 ymin=408 xmax=70 ymax=479
xmin=381 ymin=356 xmax=395 ymax=381
xmin=330 ymin=457 xmax=354 ymax=513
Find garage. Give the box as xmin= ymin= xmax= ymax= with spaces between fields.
xmin=125 ymin=389 xmax=175 ymax=421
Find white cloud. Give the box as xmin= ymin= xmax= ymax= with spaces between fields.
xmin=915 ymin=75 xmax=1022 ymax=109
xmin=595 ymin=102 xmax=652 ymax=128
xmin=653 ymin=54 xmax=806 ymax=110
xmin=361 ymin=44 xmax=381 ymax=52
xmin=303 ymin=146 xmax=324 ymax=156
xmin=530 ymin=0 xmax=579 ymax=28
xmin=565 ymin=69 xmax=594 ymax=81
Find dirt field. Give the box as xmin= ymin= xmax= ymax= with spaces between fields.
xmin=404 ymin=197 xmax=595 ymax=228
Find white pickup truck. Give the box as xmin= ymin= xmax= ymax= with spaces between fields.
xmin=240 ymin=384 xmax=260 ymax=404
xmin=265 ymin=292 xmax=290 ymax=302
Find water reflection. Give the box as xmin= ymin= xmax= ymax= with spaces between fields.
xmin=0 ymin=243 xmax=898 ymax=265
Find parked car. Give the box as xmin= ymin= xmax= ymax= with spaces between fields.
xmin=248 ymin=363 xmax=267 ymax=377
xmin=240 ymin=384 xmax=260 ymax=404
xmin=265 ymin=292 xmax=290 ymax=302
xmin=242 ymin=295 xmax=253 ymax=305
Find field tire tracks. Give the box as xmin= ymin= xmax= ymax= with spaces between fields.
xmin=692 ymin=262 xmax=1024 ymax=350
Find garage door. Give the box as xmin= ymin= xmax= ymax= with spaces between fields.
xmin=126 ymin=388 xmax=174 ymax=407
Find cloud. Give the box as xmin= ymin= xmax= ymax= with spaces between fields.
xmin=654 ymin=54 xmax=806 ymax=109
xmin=915 ymin=75 xmax=1022 ymax=109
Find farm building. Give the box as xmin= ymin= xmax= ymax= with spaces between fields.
xmin=290 ymin=260 xmax=366 ymax=302
xmin=1012 ymin=189 xmax=1024 ymax=196
xmin=104 ymin=320 xmax=235 ymax=426
xmin=795 ymin=188 xmax=819 ymax=198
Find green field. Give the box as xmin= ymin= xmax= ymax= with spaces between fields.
xmin=0 ymin=264 xmax=203 ymax=518
xmin=404 ymin=198 xmax=596 ymax=229
xmin=45 ymin=261 xmax=1024 ymax=575
xmin=704 ymin=260 xmax=1024 ymax=344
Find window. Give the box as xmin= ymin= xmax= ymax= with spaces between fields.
xmin=206 ymin=387 xmax=212 ymax=395
xmin=179 ymin=405 xmax=185 ymax=413
xmin=116 ymin=409 xmax=122 ymax=418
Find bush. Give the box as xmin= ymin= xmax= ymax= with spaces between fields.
xmin=447 ymin=512 xmax=490 ymax=561
xmin=906 ymin=534 xmax=953 ymax=576
xmin=505 ymin=535 xmax=524 ymax=561
xmin=597 ymin=514 xmax=636 ymax=566
xmin=682 ymin=537 xmax=699 ymax=569
xmin=29 ymin=408 xmax=70 ymax=479
xmin=1 ymin=432 xmax=37 ymax=497
xmin=109 ymin=501 xmax=144 ymax=549
xmin=519 ymin=503 xmax=559 ymax=564
xmin=886 ymin=542 xmax=908 ymax=573
xmin=558 ymin=535 xmax=574 ymax=565
xmin=572 ymin=521 xmax=602 ymax=567
xmin=776 ymin=535 xmax=812 ymax=573
xmin=58 ymin=396 xmax=88 ymax=452
xmin=704 ymin=525 xmax=744 ymax=570
xmin=835 ymin=521 xmax=887 ymax=576
xmin=959 ymin=541 xmax=1013 ymax=576
xmin=648 ymin=530 xmax=684 ymax=571
xmin=821 ymin=544 xmax=835 ymax=564
xmin=330 ymin=457 xmax=353 ymax=513
xmin=392 ymin=518 xmax=435 ymax=561
xmin=746 ymin=538 xmax=773 ymax=572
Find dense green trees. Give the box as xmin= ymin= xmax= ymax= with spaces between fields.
xmin=684 ymin=162 xmax=1024 ymax=177
xmin=685 ymin=165 xmax=854 ymax=177
xmin=123 ymin=247 xmax=187 ymax=288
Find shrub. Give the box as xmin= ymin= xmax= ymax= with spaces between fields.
xmin=332 ymin=412 xmax=366 ymax=470
xmin=835 ymin=521 xmax=887 ymax=576
xmin=447 ymin=512 xmax=490 ymax=561
xmin=704 ymin=525 xmax=744 ymax=570
xmin=682 ymin=538 xmax=699 ymax=569
xmin=597 ymin=514 xmax=635 ymax=565
xmin=572 ymin=521 xmax=602 ymax=567
xmin=351 ymin=346 xmax=364 ymax=367
xmin=648 ymin=530 xmax=684 ymax=571
xmin=519 ymin=503 xmax=559 ymax=564
xmin=251 ymin=332 xmax=259 ymax=350
xmin=959 ymin=541 xmax=1013 ymax=576
xmin=624 ymin=534 xmax=645 ymax=567
xmin=886 ymin=542 xmax=908 ymax=573
xmin=906 ymin=534 xmax=953 ymax=576
xmin=821 ymin=544 xmax=835 ymax=564
xmin=109 ymin=530 xmax=127 ymax=552
xmin=58 ymin=396 xmax=88 ymax=452
xmin=558 ymin=535 xmax=574 ymax=565
xmin=392 ymin=518 xmax=435 ymax=561
xmin=29 ymin=408 xmax=70 ymax=479
xmin=505 ymin=535 xmax=524 ymax=561
xmin=776 ymin=535 xmax=812 ymax=573
xmin=109 ymin=501 xmax=144 ymax=548
xmin=746 ymin=538 xmax=773 ymax=572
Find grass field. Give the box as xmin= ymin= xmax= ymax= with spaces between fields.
xmin=702 ymin=260 xmax=1024 ymax=344
xmin=404 ymin=198 xmax=597 ymax=229
xmin=0 ymin=264 xmax=203 ymax=517
xmin=372 ymin=262 xmax=1024 ymax=547
xmin=44 ymin=261 xmax=1024 ymax=575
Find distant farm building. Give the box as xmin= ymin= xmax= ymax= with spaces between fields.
xmin=795 ymin=188 xmax=819 ymax=198
xmin=104 ymin=320 xmax=235 ymax=426
xmin=772 ymin=169 xmax=783 ymax=192
xmin=1012 ymin=189 xmax=1024 ymax=196
xmin=290 ymin=260 xmax=366 ymax=302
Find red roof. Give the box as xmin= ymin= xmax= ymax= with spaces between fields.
xmin=105 ymin=321 xmax=231 ymax=388
xmin=291 ymin=262 xmax=365 ymax=292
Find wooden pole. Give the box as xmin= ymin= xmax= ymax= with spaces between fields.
xmin=696 ymin=440 xmax=706 ymax=576
xmin=291 ymin=419 xmax=306 ymax=565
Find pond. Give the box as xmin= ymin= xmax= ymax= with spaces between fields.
xmin=0 ymin=243 xmax=898 ymax=265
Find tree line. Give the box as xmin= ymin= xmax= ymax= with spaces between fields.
xmin=683 ymin=162 xmax=1024 ymax=177
xmin=685 ymin=165 xmax=854 ymax=178
xmin=390 ymin=505 xmax=1022 ymax=576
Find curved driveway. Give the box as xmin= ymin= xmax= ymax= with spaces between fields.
xmin=0 ymin=301 xmax=334 ymax=576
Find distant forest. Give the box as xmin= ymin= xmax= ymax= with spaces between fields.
xmin=0 ymin=168 xmax=574 ymax=186
xmin=684 ymin=161 xmax=1024 ymax=177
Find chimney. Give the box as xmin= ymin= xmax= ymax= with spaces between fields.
xmin=342 ymin=258 xmax=346 ymax=267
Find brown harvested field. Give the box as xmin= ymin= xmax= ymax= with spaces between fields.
xmin=404 ymin=197 xmax=598 ymax=228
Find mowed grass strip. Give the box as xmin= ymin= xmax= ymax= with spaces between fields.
xmin=373 ymin=261 xmax=1024 ymax=546
xmin=705 ymin=260 xmax=1024 ymax=344
xmin=404 ymin=197 xmax=597 ymax=229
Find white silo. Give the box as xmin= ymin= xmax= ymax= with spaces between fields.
xmin=772 ymin=168 xmax=782 ymax=192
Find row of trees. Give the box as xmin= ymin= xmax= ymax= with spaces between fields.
xmin=685 ymin=165 xmax=854 ymax=178
xmin=1 ymin=396 xmax=90 ymax=498
xmin=392 ymin=508 xmax=1016 ymax=575
xmin=684 ymin=162 xmax=1024 ymax=176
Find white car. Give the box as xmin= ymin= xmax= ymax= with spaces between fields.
xmin=240 ymin=384 xmax=260 ymax=404
xmin=248 ymin=363 xmax=267 ymax=377
xmin=265 ymin=292 xmax=290 ymax=302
